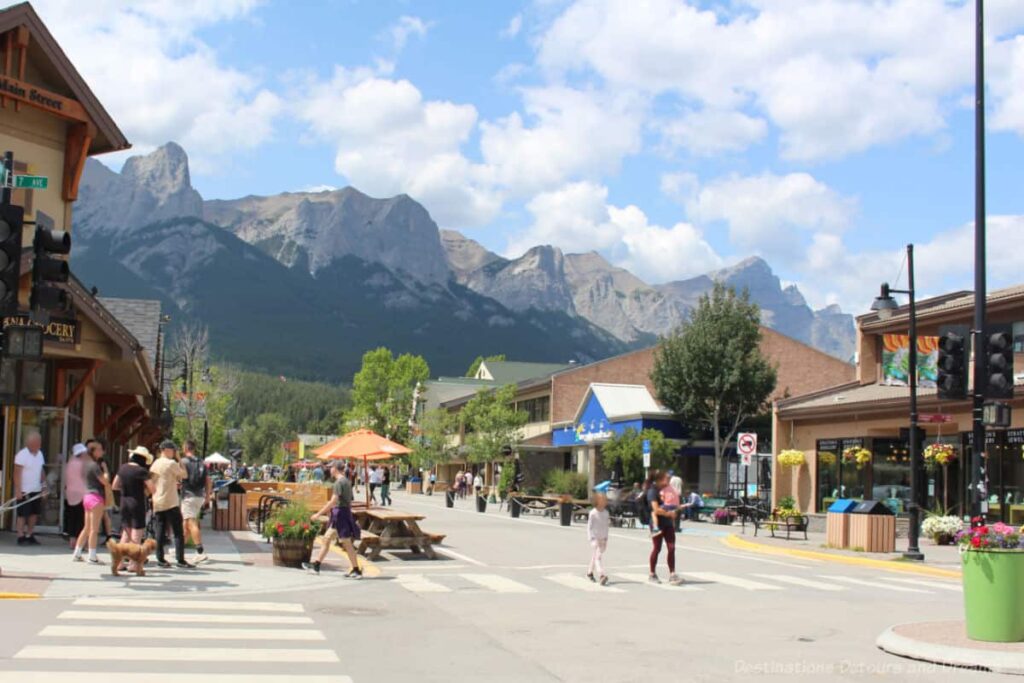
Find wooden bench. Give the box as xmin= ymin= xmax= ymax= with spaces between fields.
xmin=754 ymin=513 xmax=809 ymax=540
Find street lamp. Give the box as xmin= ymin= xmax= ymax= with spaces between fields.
xmin=871 ymin=244 xmax=924 ymax=561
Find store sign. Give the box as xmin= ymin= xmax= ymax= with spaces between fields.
xmin=1 ymin=313 xmax=79 ymax=345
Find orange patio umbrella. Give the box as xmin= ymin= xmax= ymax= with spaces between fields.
xmin=313 ymin=429 xmax=411 ymax=505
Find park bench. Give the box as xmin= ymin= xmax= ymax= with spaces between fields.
xmin=754 ymin=513 xmax=809 ymax=540
xmin=696 ymin=497 xmax=728 ymax=522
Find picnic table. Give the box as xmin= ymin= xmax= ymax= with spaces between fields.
xmin=353 ymin=508 xmax=445 ymax=560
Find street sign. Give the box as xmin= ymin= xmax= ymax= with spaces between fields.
xmin=13 ymin=175 xmax=47 ymax=190
xmin=738 ymin=432 xmax=757 ymax=467
xmin=642 ymin=439 xmax=651 ymax=469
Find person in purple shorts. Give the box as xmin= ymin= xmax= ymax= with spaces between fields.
xmin=305 ymin=461 xmax=362 ymax=578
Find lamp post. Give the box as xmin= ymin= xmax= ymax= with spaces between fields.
xmin=871 ymin=243 xmax=925 ymax=561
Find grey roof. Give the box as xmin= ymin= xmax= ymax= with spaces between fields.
xmin=420 ymin=378 xmax=493 ymax=413
xmin=477 ymin=360 xmax=572 ymax=384
xmin=98 ymin=297 xmax=161 ymax=367
xmin=859 ymin=283 xmax=1024 ymax=329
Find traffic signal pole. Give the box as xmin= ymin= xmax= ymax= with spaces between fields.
xmin=970 ymin=0 xmax=987 ymax=523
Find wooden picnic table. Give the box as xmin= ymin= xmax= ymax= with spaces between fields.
xmin=353 ymin=508 xmax=444 ymax=560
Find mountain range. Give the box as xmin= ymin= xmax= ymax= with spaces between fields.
xmin=70 ymin=143 xmax=854 ymax=380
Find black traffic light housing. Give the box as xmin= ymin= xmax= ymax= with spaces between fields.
xmin=985 ymin=323 xmax=1014 ymax=400
xmin=0 ymin=202 xmax=23 ymax=315
xmin=937 ymin=324 xmax=969 ymax=401
xmin=30 ymin=226 xmax=70 ymax=311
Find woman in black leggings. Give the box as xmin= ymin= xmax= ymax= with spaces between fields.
xmin=647 ymin=470 xmax=681 ymax=584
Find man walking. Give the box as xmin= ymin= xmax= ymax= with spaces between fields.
xmin=180 ymin=439 xmax=211 ymax=564
xmin=368 ymin=465 xmax=381 ymax=504
xmin=14 ymin=432 xmax=46 ymax=545
xmin=150 ymin=440 xmax=194 ymax=569
xmin=304 ymin=462 xmax=363 ymax=578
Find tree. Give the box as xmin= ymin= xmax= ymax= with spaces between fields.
xmin=465 ymin=354 xmax=506 ymax=378
xmin=461 ymin=384 xmax=527 ymax=464
xmin=346 ymin=348 xmax=430 ymax=444
xmin=172 ymin=364 xmax=239 ymax=455
xmin=651 ymin=282 xmax=777 ymax=493
xmin=239 ymin=412 xmax=290 ymax=465
xmin=601 ymin=427 xmax=676 ymax=486
xmin=409 ymin=408 xmax=458 ymax=471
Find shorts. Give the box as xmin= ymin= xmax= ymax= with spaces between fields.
xmin=121 ymin=497 xmax=147 ymax=530
xmin=323 ymin=506 xmax=360 ymax=542
xmin=181 ymin=496 xmax=204 ymax=520
xmin=16 ymin=494 xmax=41 ymax=518
xmin=83 ymin=492 xmax=105 ymax=512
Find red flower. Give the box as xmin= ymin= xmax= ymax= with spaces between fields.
xmin=971 ymin=536 xmax=981 ymax=548
xmin=289 ymin=519 xmax=297 ymax=526
xmin=978 ymin=526 xmax=989 ymax=535
xmin=276 ymin=523 xmax=284 ymax=533
xmin=302 ymin=523 xmax=310 ymax=530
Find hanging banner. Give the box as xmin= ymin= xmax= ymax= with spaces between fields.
xmin=882 ymin=334 xmax=938 ymax=388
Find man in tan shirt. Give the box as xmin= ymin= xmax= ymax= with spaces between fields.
xmin=149 ymin=440 xmax=193 ymax=569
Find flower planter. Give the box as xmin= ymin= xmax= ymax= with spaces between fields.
xmin=962 ymin=550 xmax=1024 ymax=642
xmin=933 ymin=533 xmax=953 ymax=546
xmin=272 ymin=538 xmax=313 ymax=569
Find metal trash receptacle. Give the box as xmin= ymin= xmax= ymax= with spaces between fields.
xmin=849 ymin=499 xmax=896 ymax=552
xmin=825 ymin=499 xmax=859 ymax=549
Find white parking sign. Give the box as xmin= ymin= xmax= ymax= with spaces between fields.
xmin=738 ymin=433 xmax=757 ymax=467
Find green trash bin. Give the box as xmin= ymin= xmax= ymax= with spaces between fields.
xmin=962 ymin=550 xmax=1024 ymax=642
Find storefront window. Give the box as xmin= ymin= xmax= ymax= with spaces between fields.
xmin=839 ymin=438 xmax=868 ymax=501
xmin=922 ymin=435 xmax=962 ymax=515
xmin=989 ymin=429 xmax=1024 ymax=522
xmin=816 ymin=439 xmax=839 ymax=511
xmin=872 ymin=439 xmax=910 ymax=514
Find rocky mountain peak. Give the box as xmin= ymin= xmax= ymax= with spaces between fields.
xmin=440 ymin=230 xmax=503 ymax=279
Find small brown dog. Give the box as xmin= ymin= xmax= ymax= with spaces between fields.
xmin=106 ymin=538 xmax=157 ymax=576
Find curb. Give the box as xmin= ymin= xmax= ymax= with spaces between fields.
xmin=877 ymin=624 xmax=1024 ymax=675
xmin=326 ymin=541 xmax=382 ymax=578
xmin=722 ymin=534 xmax=962 ymax=579
xmin=0 ymin=592 xmax=40 ymax=599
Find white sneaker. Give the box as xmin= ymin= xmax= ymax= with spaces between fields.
xmin=72 ymin=553 xmax=83 ymax=562
xmin=87 ymin=556 xmax=104 ymax=565
xmin=193 ymin=553 xmax=209 ymax=564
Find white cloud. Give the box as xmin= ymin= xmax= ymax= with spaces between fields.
xmin=501 ymin=14 xmax=523 ymax=39
xmin=386 ymin=15 xmax=431 ymax=52
xmin=656 ymin=108 xmax=768 ymax=156
xmin=509 ymin=182 xmax=721 ymax=282
xmin=33 ymin=0 xmax=281 ymax=171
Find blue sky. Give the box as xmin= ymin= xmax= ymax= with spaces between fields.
xmin=32 ymin=0 xmax=1024 ymax=313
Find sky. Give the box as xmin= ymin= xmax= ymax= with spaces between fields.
xmin=27 ymin=0 xmax=1024 ymax=315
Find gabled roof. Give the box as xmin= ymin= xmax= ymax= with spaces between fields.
xmin=573 ymin=383 xmax=672 ymax=424
xmin=476 ymin=360 xmax=572 ymax=384
xmin=858 ymin=283 xmax=1024 ymax=330
xmin=0 ymin=2 xmax=129 ymax=154
xmin=420 ymin=378 xmax=493 ymax=413
xmin=99 ymin=297 xmax=161 ymax=367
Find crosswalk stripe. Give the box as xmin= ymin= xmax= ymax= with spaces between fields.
xmin=544 ymin=573 xmax=624 ymax=593
xmin=821 ymin=576 xmax=932 ymax=594
xmin=751 ymin=574 xmax=847 ymax=591
xmin=395 ymin=574 xmax=452 ymax=593
xmin=39 ymin=625 xmax=325 ymax=641
xmin=459 ymin=573 xmax=536 ymax=593
xmin=73 ymin=598 xmax=304 ymax=613
xmin=616 ymin=573 xmax=701 ymax=591
xmin=880 ymin=576 xmax=962 ymax=592
xmin=57 ymin=610 xmax=314 ymax=625
xmin=685 ymin=572 xmax=784 ymax=591
xmin=14 ymin=646 xmax=338 ymax=663
xmin=4 ymin=674 xmax=352 ymax=682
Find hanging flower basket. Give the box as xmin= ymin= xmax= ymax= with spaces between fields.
xmin=778 ymin=450 xmax=806 ymax=468
xmin=818 ymin=451 xmax=836 ymax=467
xmin=842 ymin=447 xmax=871 ymax=469
xmin=958 ymin=521 xmax=1024 ymax=642
xmin=923 ymin=443 xmax=957 ymax=469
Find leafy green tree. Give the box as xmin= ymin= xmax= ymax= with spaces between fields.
xmin=461 ymin=384 xmax=527 ymax=465
xmin=651 ymin=282 xmax=777 ymax=492
xmin=601 ymin=427 xmax=675 ymax=485
xmin=172 ymin=365 xmax=237 ymax=455
xmin=239 ymin=412 xmax=291 ymax=465
xmin=410 ymin=408 xmax=458 ymax=471
xmin=347 ymin=347 xmax=429 ymax=444
xmin=465 ymin=354 xmax=506 ymax=378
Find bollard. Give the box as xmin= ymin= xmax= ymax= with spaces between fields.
xmin=476 ymin=494 xmax=487 ymax=513
xmin=559 ymin=502 xmax=572 ymax=527
xmin=510 ymin=497 xmax=521 ymax=518
xmin=445 ymin=490 xmax=455 ymax=508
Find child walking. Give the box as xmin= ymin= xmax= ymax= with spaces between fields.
xmin=587 ymin=492 xmax=610 ymax=586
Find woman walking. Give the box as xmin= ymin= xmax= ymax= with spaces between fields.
xmin=646 ymin=470 xmax=681 ymax=585
xmin=73 ymin=440 xmax=110 ymax=564
xmin=380 ymin=466 xmax=392 ymax=506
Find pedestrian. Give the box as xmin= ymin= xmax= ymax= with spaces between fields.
xmin=112 ymin=446 xmax=155 ymax=572
xmin=646 ymin=470 xmax=681 ymax=584
xmin=14 ymin=431 xmax=46 ymax=546
xmin=72 ymin=439 xmax=110 ymax=564
xmin=454 ymin=470 xmax=464 ymax=499
xmin=380 ymin=466 xmax=392 ymax=506
xmin=98 ymin=453 xmax=116 ymax=544
xmin=304 ymin=461 xmax=363 ymax=578
xmin=473 ymin=470 xmax=484 ymax=498
xmin=428 ymin=471 xmax=436 ymax=496
xmin=369 ymin=465 xmax=381 ymax=504
xmin=150 ymin=440 xmax=194 ymax=569
xmin=684 ymin=488 xmax=703 ymax=522
xmin=180 ymin=439 xmax=211 ymax=564
xmin=661 ymin=473 xmax=681 ymax=531
xmin=668 ymin=470 xmax=683 ymax=531
xmin=63 ymin=442 xmax=88 ymax=548
xmin=285 ymin=466 xmax=296 ymax=483
xmin=587 ymin=492 xmax=610 ymax=586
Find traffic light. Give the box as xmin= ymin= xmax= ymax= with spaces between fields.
xmin=985 ymin=323 xmax=1014 ymax=400
xmin=0 ymin=202 xmax=23 ymax=315
xmin=30 ymin=226 xmax=70 ymax=311
xmin=936 ymin=324 xmax=969 ymax=400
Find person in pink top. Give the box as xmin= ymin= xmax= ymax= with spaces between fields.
xmin=63 ymin=443 xmax=88 ymax=548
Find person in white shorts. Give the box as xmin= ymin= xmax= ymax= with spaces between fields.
xmin=179 ymin=439 xmax=211 ymax=564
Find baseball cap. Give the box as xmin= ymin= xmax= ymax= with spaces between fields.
xmin=71 ymin=443 xmax=88 ymax=457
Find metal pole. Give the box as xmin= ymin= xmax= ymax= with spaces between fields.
xmin=202 ymin=419 xmax=209 ymax=458
xmin=970 ymin=0 xmax=987 ymax=524
xmin=905 ymin=244 xmax=924 ymax=560
xmin=1 ymin=151 xmax=11 ymax=206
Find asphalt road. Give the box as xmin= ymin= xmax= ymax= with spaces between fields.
xmin=0 ymin=489 xmax=991 ymax=682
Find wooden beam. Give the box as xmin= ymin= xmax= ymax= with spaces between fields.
xmin=53 ymin=366 xmax=66 ymax=406
xmin=96 ymin=402 xmax=138 ymax=439
xmin=0 ymin=73 xmax=89 ymax=123
xmin=63 ymin=360 xmax=100 ymax=409
xmin=1 ymin=32 xmax=8 ymax=108
xmin=62 ymin=122 xmax=92 ymax=201
xmin=94 ymin=393 xmax=133 ymax=406
xmin=13 ymin=25 xmax=27 ymax=113
xmin=54 ymin=359 xmax=101 ymax=371
xmin=111 ymin=411 xmax=145 ymax=444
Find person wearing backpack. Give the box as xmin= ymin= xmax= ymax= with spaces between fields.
xmin=180 ymin=439 xmax=211 ymax=564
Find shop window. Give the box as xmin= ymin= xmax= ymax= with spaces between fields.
xmin=872 ymin=439 xmax=910 ymax=514
xmin=1013 ymin=322 xmax=1024 ymax=353
xmin=517 ymin=396 xmax=550 ymax=424
xmin=839 ymin=438 xmax=868 ymax=501
xmin=816 ymin=439 xmax=839 ymax=511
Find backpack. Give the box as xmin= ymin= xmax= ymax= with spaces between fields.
xmin=184 ymin=456 xmax=207 ymax=494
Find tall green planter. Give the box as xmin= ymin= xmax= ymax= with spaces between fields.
xmin=962 ymin=550 xmax=1024 ymax=642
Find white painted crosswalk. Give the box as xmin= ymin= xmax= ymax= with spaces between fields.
xmin=820 ymin=575 xmax=933 ymax=594
xmin=545 ymin=572 xmax=625 ymax=593
xmin=460 ymin=573 xmax=536 ymax=593
xmin=685 ymin=571 xmax=784 ymax=591
xmin=751 ymin=574 xmax=847 ymax=591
